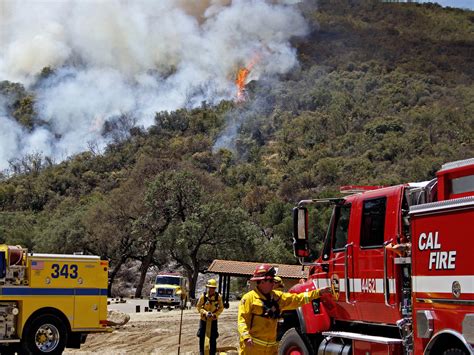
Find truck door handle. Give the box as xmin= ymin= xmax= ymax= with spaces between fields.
xmin=344 ymin=242 xmax=354 ymax=304
xmin=383 ymin=240 xmax=394 ymax=307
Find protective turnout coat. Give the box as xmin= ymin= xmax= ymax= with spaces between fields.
xmin=238 ymin=287 xmax=322 ymax=355
xmin=197 ymin=291 xmax=224 ymax=321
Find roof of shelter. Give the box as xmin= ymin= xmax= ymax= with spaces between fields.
xmin=207 ymin=259 xmax=309 ymax=279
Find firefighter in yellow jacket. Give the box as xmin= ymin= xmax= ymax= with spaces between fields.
xmin=238 ymin=264 xmax=331 ymax=355
xmin=196 ymin=279 xmax=224 ymax=355
xmin=273 ymin=276 xmax=284 ymax=291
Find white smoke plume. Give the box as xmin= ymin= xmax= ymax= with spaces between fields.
xmin=0 ymin=0 xmax=309 ymax=171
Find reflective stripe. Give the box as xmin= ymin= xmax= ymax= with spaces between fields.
xmin=314 ymin=276 xmax=474 ymax=295
xmin=304 ymin=291 xmax=309 ymax=303
xmin=413 ymin=275 xmax=474 ymax=294
xmin=313 ymin=278 xmax=396 ymax=294
xmin=0 ymin=288 xmax=108 ymax=296
xmin=251 ymin=337 xmax=278 ymax=347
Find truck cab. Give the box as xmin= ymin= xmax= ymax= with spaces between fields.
xmin=281 ymin=158 xmax=474 ymax=355
xmin=149 ymin=274 xmax=188 ymax=310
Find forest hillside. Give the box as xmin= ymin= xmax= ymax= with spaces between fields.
xmin=0 ymin=0 xmax=472 ymax=297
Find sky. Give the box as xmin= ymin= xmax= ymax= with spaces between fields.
xmin=414 ymin=0 xmax=474 ymax=10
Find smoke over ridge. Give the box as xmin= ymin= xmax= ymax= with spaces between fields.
xmin=0 ymin=0 xmax=309 ymax=171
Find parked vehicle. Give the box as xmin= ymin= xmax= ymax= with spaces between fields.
xmin=280 ymin=158 xmax=474 ymax=355
xmin=149 ymin=273 xmax=189 ymax=310
xmin=0 ymin=245 xmax=110 ymax=354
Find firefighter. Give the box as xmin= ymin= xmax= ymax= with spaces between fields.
xmin=273 ymin=276 xmax=284 ymax=291
xmin=196 ymin=278 xmax=224 ymax=355
xmin=272 ymin=275 xmax=286 ymax=339
xmin=238 ymin=264 xmax=331 ymax=355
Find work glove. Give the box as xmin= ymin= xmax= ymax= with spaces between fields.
xmin=318 ymin=286 xmax=332 ymax=296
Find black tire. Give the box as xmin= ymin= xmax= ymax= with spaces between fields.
xmin=21 ymin=314 xmax=68 ymax=355
xmin=279 ymin=328 xmax=312 ymax=355
xmin=0 ymin=344 xmax=18 ymax=354
xmin=148 ymin=300 xmax=156 ymax=309
xmin=443 ymin=348 xmax=468 ymax=355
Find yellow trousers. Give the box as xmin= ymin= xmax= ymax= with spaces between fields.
xmin=239 ymin=340 xmax=278 ymax=355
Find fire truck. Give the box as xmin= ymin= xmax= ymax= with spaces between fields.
xmin=279 ymin=158 xmax=474 ymax=355
xmin=149 ymin=273 xmax=189 ymax=310
xmin=0 ymin=245 xmax=110 ymax=354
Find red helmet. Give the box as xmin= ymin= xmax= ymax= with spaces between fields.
xmin=250 ymin=264 xmax=276 ymax=281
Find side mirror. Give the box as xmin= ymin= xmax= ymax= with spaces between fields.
xmin=292 ymin=207 xmax=310 ymax=258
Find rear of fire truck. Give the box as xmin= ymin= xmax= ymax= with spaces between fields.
xmin=409 ymin=159 xmax=474 ymax=354
xmin=0 ymin=245 xmax=110 ymax=354
xmin=279 ymin=158 xmax=474 ymax=355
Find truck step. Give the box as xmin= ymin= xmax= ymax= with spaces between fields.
xmin=322 ymin=331 xmax=403 ymax=345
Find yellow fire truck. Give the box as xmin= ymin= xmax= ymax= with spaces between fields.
xmin=0 ymin=244 xmax=110 ymax=354
xmin=149 ymin=273 xmax=189 ymax=310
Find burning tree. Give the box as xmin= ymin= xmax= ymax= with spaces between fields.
xmin=235 ymin=54 xmax=261 ymax=102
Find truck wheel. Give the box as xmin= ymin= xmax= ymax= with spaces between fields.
xmin=21 ymin=314 xmax=67 ymax=355
xmin=279 ymin=328 xmax=312 ymax=355
xmin=148 ymin=300 xmax=156 ymax=309
xmin=443 ymin=348 xmax=467 ymax=355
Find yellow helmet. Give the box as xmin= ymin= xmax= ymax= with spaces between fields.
xmin=206 ymin=279 xmax=217 ymax=288
xmin=274 ymin=276 xmax=284 ymax=289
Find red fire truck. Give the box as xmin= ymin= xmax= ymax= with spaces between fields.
xmin=279 ymin=158 xmax=474 ymax=355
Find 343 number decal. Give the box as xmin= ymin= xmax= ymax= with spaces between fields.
xmin=51 ymin=264 xmax=78 ymax=279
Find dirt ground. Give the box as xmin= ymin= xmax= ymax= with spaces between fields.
xmin=65 ymin=300 xmax=241 ymax=355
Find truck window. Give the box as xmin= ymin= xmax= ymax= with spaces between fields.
xmin=360 ymin=197 xmax=386 ymax=248
xmin=452 ymin=174 xmax=474 ymax=195
xmin=156 ymin=276 xmax=180 ymax=285
xmin=333 ymin=204 xmax=351 ymax=250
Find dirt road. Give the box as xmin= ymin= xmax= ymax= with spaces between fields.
xmin=66 ymin=300 xmax=240 ymax=355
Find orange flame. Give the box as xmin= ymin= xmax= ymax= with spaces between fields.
xmin=235 ymin=67 xmax=250 ymax=102
xmin=235 ymin=54 xmax=261 ymax=102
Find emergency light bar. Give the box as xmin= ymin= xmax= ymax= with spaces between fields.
xmin=298 ymin=198 xmax=344 ymax=207
xmin=339 ymin=185 xmax=385 ymax=194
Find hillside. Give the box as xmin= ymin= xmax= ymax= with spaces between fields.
xmin=0 ymin=0 xmax=473 ymax=297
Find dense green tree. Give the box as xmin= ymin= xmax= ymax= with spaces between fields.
xmin=164 ymin=203 xmax=258 ymax=298
xmin=132 ymin=170 xmax=202 ymax=298
xmin=140 ymin=169 xmax=258 ymax=298
xmin=0 ymin=212 xmax=38 ymax=249
xmin=83 ymin=183 xmax=145 ymax=295
xmin=33 ymin=197 xmax=90 ymax=254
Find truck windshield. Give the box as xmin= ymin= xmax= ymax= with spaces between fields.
xmin=333 ymin=204 xmax=351 ymax=250
xmin=156 ymin=276 xmax=180 ymax=285
xmin=321 ymin=203 xmax=351 ymax=260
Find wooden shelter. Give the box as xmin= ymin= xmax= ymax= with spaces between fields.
xmin=206 ymin=259 xmax=309 ymax=308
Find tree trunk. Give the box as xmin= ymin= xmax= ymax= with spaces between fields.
xmin=108 ymin=259 xmax=125 ymax=297
xmin=184 ymin=266 xmax=199 ymax=300
xmin=134 ymin=242 xmax=157 ymax=298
